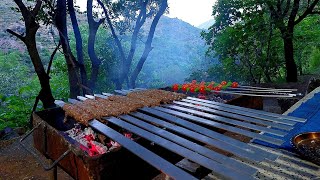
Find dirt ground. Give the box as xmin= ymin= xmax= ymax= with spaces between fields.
xmin=1 ymin=75 xmax=319 ymax=180
xmin=0 ymin=136 xmax=73 ymax=180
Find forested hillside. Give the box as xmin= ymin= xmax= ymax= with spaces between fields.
xmin=137 ymin=16 xmax=212 ymax=87
xmin=0 ymin=0 xmax=210 ymax=130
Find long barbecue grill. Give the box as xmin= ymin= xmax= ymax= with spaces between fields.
xmin=23 ymin=88 xmax=320 ymax=180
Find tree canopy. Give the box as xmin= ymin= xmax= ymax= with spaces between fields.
xmin=202 ymin=0 xmax=320 ymax=83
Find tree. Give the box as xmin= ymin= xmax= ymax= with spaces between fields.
xmin=87 ymin=0 xmax=105 ymax=91
xmin=67 ymin=0 xmax=89 ymax=95
xmin=7 ymin=0 xmax=55 ymax=108
xmin=55 ymin=0 xmax=82 ymax=98
xmin=265 ymin=0 xmax=320 ymax=82
xmin=202 ymin=0 xmax=284 ymax=83
xmin=98 ymin=0 xmax=168 ymax=89
xmin=203 ymin=0 xmax=320 ymax=83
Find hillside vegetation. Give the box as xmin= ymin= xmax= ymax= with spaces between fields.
xmin=0 ymin=1 xmax=210 ymax=130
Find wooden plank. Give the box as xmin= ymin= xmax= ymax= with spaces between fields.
xmin=175 ymin=101 xmax=293 ymax=131
xmin=141 ymin=107 xmax=278 ymax=160
xmin=187 ymin=97 xmax=306 ymax=123
xmin=154 ymin=106 xmax=284 ymax=146
xmin=127 ymin=112 xmax=264 ymax=162
xmin=119 ymin=114 xmax=258 ymax=175
xmin=104 ymin=117 xmax=255 ymax=180
xmin=89 ymin=120 xmax=197 ymax=180
xmin=166 ymin=105 xmax=287 ymax=137
xmin=182 ymin=99 xmax=297 ymax=126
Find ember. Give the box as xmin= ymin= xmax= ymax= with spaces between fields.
xmin=65 ymin=126 xmax=108 ymax=156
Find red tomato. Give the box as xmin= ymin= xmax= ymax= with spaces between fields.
xmin=221 ymin=81 xmax=227 ymax=86
xmin=200 ymin=81 xmax=206 ymax=85
xmin=215 ymin=86 xmax=222 ymax=91
xmin=182 ymin=85 xmax=187 ymax=92
xmin=190 ymin=87 xmax=195 ymax=93
xmin=199 ymin=86 xmax=206 ymax=94
xmin=231 ymin=82 xmax=239 ymax=88
xmin=172 ymin=84 xmax=179 ymax=91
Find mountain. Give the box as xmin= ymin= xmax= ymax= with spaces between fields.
xmin=136 ymin=16 xmax=211 ymax=87
xmin=197 ymin=19 xmax=215 ymax=30
xmin=0 ymin=1 xmax=212 ymax=89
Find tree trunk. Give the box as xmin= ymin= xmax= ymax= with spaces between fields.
xmin=87 ymin=0 xmax=104 ymax=92
xmin=56 ymin=0 xmax=81 ymax=98
xmin=129 ymin=0 xmax=168 ymax=88
xmin=87 ymin=27 xmax=101 ymax=92
xmin=26 ymin=37 xmax=55 ymax=108
xmin=67 ymin=0 xmax=88 ymax=95
xmin=283 ymin=32 xmax=298 ymax=82
xmin=8 ymin=0 xmax=55 ymax=108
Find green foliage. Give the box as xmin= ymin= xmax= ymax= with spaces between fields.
xmin=308 ymin=47 xmax=320 ymax=73
xmin=49 ymin=54 xmax=70 ymax=99
xmin=135 ymin=17 xmax=213 ymax=87
xmin=200 ymin=0 xmax=320 ymax=84
xmin=0 ymin=76 xmax=41 ymax=130
xmin=0 ymin=51 xmax=31 ymax=95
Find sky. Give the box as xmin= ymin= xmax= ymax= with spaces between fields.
xmin=76 ymin=0 xmax=215 ymax=27
xmin=167 ymin=0 xmax=215 ymax=26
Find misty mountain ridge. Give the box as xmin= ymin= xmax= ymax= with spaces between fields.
xmin=0 ymin=1 xmax=213 ymax=88
xmin=197 ymin=19 xmax=215 ymax=30
xmin=136 ymin=16 xmax=211 ymax=87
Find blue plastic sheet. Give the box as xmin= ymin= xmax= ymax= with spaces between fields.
xmin=253 ymin=92 xmax=320 ymax=151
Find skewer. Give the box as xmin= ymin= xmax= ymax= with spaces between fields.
xmin=211 ymin=90 xmax=296 ymax=98
xmin=237 ymin=85 xmax=297 ymax=91
xmin=227 ymin=87 xmax=295 ymax=93
xmin=226 ymin=91 xmax=301 ymax=96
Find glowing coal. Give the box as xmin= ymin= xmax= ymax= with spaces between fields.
xmin=65 ymin=126 xmax=108 ymax=156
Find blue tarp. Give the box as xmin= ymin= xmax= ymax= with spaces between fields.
xmin=253 ymin=92 xmax=320 ymax=151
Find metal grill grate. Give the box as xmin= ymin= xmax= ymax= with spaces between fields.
xmin=53 ymin=88 xmax=317 ymax=180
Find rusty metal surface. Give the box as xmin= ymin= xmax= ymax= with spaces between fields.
xmin=33 ymin=108 xmax=183 ymax=180
xmin=89 ymin=119 xmax=197 ymax=180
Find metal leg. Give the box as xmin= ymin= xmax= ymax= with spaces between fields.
xmin=20 ymin=122 xmax=71 ymax=171
xmin=50 ymin=163 xmax=57 ymax=180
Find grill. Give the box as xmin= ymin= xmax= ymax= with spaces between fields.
xmin=21 ymin=88 xmax=318 ymax=180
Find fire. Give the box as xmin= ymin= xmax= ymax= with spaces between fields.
xmin=65 ymin=126 xmax=134 ymax=156
xmin=66 ymin=126 xmax=108 ymax=156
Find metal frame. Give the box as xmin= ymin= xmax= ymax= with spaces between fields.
xmin=19 ymin=122 xmax=71 ymax=171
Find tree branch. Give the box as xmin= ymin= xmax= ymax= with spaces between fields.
xmin=47 ymin=41 xmax=61 ymax=75
xmin=13 ymin=0 xmax=28 ymax=18
xmin=283 ymin=0 xmax=291 ymax=17
xmin=294 ymin=0 xmax=320 ymax=25
xmin=288 ymin=0 xmax=300 ymax=28
xmin=310 ymin=11 xmax=320 ymax=14
xmin=32 ymin=0 xmax=42 ymax=16
xmin=96 ymin=0 xmax=126 ymax=63
xmin=6 ymin=29 xmax=25 ymax=42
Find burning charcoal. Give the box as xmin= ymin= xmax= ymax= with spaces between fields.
xmin=65 ymin=127 xmax=109 ymax=156
xmin=90 ymin=141 xmax=108 ymax=154
xmin=84 ymin=127 xmax=96 ymax=138
xmin=123 ymin=132 xmax=133 ymax=140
